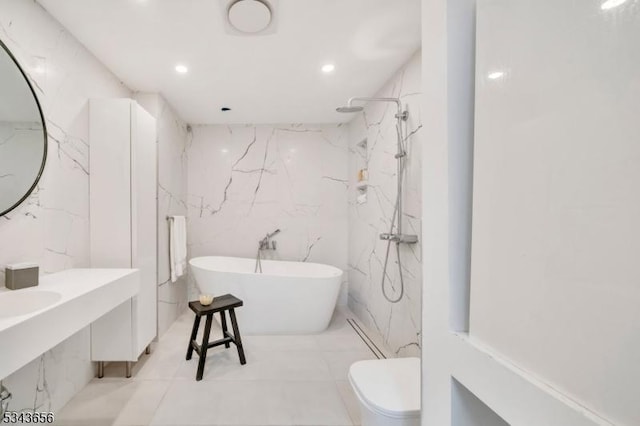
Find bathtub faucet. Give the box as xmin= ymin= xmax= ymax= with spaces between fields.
xmin=259 ymin=229 xmax=281 ymax=250
xmin=256 ymin=229 xmax=281 ymax=273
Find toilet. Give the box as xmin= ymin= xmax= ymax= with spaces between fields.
xmin=348 ymin=357 xmax=421 ymax=426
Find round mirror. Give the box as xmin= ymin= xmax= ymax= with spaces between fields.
xmin=0 ymin=39 xmax=47 ymax=217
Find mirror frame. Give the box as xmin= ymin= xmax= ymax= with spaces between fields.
xmin=0 ymin=38 xmax=48 ymax=217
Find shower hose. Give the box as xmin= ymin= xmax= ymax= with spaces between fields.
xmin=381 ymin=112 xmax=408 ymax=304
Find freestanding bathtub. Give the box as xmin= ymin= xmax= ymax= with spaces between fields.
xmin=189 ymin=256 xmax=343 ymax=335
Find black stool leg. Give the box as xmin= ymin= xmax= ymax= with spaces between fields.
xmin=186 ymin=314 xmax=201 ymax=360
xmin=196 ymin=314 xmax=213 ymax=381
xmin=220 ymin=311 xmax=231 ymax=348
xmin=229 ymin=308 xmax=246 ymax=365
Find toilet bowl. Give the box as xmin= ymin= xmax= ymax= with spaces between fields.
xmin=348 ymin=357 xmax=421 ymax=426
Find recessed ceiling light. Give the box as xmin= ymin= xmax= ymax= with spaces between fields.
xmin=175 ymin=64 xmax=188 ymax=74
xmin=487 ymin=71 xmax=505 ymax=80
xmin=322 ymin=63 xmax=335 ymax=73
xmin=601 ymin=0 xmax=627 ymax=9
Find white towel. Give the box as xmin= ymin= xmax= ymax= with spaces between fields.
xmin=169 ymin=215 xmax=187 ymax=282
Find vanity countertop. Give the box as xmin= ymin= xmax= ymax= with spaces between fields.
xmin=0 ymin=268 xmax=139 ymax=379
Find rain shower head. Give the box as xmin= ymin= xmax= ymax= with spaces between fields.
xmin=336 ymin=105 xmax=364 ymax=113
xmin=336 ymin=97 xmax=404 ymax=115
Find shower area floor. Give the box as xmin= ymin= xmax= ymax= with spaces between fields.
xmin=53 ymin=306 xmax=381 ymax=426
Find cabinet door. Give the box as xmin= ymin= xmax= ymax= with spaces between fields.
xmin=90 ymin=99 xmax=135 ymax=361
xmin=130 ymin=103 xmax=158 ymax=355
xmin=89 ymin=99 xmax=132 ymax=268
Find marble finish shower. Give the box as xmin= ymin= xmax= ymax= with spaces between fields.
xmin=347 ymin=51 xmax=423 ymax=357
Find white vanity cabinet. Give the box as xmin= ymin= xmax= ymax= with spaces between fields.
xmin=89 ymin=99 xmax=157 ymax=366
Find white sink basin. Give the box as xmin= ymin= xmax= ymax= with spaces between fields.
xmin=0 ymin=290 xmax=62 ymax=318
xmin=0 ymin=269 xmax=140 ymax=380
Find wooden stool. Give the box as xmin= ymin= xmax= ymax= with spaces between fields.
xmin=186 ymin=294 xmax=246 ymax=381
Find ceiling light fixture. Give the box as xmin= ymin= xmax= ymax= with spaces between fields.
xmin=601 ymin=0 xmax=628 ymax=9
xmin=228 ymin=0 xmax=273 ymax=34
xmin=487 ymin=71 xmax=505 ymax=80
xmin=322 ymin=63 xmax=335 ymax=73
xmin=175 ymin=64 xmax=188 ymax=74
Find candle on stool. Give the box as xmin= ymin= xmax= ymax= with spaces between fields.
xmin=199 ymin=294 xmax=214 ymax=306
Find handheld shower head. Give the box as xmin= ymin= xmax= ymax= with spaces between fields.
xmin=336 ymin=105 xmax=364 ymax=113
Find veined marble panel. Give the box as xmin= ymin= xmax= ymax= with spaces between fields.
xmin=0 ymin=121 xmax=44 ymax=211
xmin=187 ymin=124 xmax=349 ymax=303
xmin=347 ymin=51 xmax=423 ymax=357
xmin=135 ymin=93 xmax=189 ymax=337
xmin=0 ymin=0 xmax=130 ymax=413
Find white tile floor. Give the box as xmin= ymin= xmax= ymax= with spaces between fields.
xmin=54 ymin=307 xmax=376 ymax=426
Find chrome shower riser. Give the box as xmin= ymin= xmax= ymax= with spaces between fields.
xmin=337 ymin=95 xmax=418 ymax=303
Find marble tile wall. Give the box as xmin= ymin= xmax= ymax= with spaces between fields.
xmin=0 ymin=1 xmax=420 ymax=416
xmin=0 ymin=0 xmax=131 ymax=413
xmin=134 ymin=93 xmax=189 ymax=338
xmin=0 ymin=121 xmax=44 ymax=208
xmin=347 ymin=51 xmax=423 ymax=357
xmin=186 ymin=124 xmax=349 ymax=303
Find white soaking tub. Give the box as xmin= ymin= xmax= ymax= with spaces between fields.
xmin=189 ymin=256 xmax=343 ymax=335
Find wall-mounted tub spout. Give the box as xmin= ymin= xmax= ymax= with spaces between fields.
xmin=268 ymin=229 xmax=281 ymax=237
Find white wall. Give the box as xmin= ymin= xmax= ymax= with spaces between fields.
xmin=135 ymin=93 xmax=189 ymax=338
xmin=420 ymin=0 xmax=461 ymax=423
xmin=422 ymin=0 xmax=637 ymax=425
xmin=0 ymin=0 xmax=131 ymax=412
xmin=347 ymin=51 xmax=423 ymax=357
xmin=187 ymin=124 xmax=349 ymax=301
xmin=469 ymin=1 xmax=640 ymax=424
